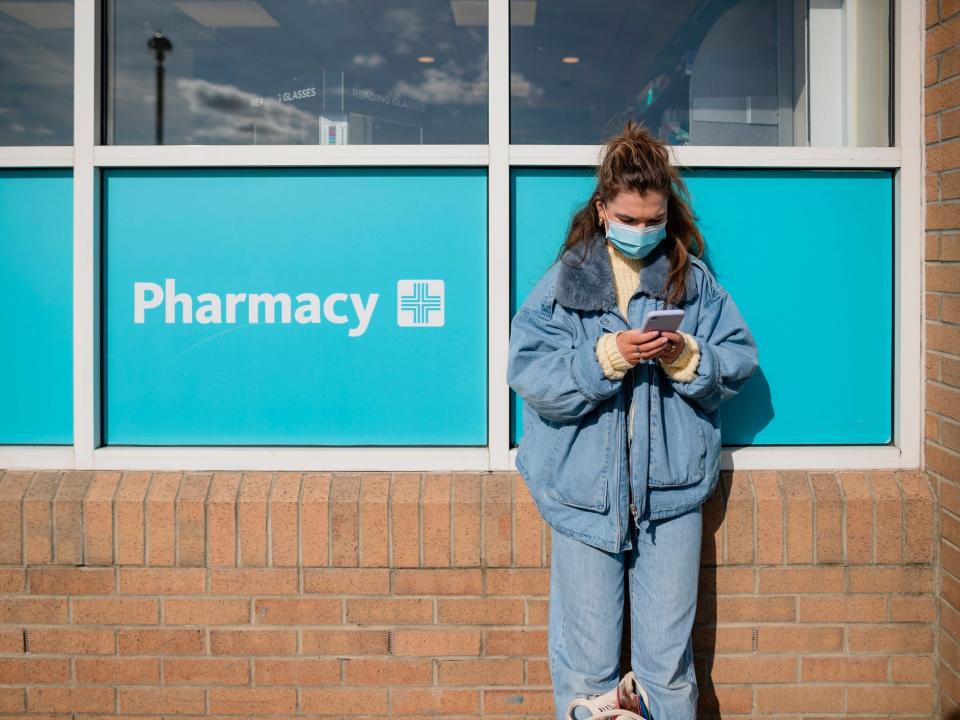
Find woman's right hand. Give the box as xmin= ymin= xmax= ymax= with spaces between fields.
xmin=616 ymin=329 xmax=670 ymax=365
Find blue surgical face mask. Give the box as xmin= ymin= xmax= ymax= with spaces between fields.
xmin=603 ymin=206 xmax=667 ymax=259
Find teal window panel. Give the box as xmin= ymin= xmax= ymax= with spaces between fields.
xmin=0 ymin=170 xmax=73 ymax=444
xmin=511 ymin=168 xmax=893 ymax=446
xmin=103 ymin=168 xmax=487 ymax=445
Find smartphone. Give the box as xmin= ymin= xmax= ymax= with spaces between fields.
xmin=638 ymin=309 xmax=685 ymax=333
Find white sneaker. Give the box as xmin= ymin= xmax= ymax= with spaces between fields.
xmin=565 ymin=671 xmax=653 ymax=720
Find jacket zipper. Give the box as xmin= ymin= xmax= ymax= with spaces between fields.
xmin=624 ymin=373 xmax=638 ymax=529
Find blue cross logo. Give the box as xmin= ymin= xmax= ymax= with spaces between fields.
xmin=397 ymin=280 xmax=444 ymax=327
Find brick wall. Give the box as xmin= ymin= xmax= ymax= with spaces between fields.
xmin=0 ymin=469 xmax=936 ymax=717
xmin=927 ymin=2 xmax=960 ymax=718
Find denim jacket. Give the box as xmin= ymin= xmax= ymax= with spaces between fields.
xmin=507 ymin=230 xmax=759 ymax=552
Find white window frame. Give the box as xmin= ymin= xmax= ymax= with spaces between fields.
xmin=0 ymin=0 xmax=922 ymax=472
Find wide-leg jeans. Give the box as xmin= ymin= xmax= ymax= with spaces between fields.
xmin=547 ymin=501 xmax=703 ymax=720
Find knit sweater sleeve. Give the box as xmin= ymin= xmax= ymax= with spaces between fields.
xmin=595 ymin=331 xmax=634 ymax=380
xmin=658 ymin=331 xmax=701 ymax=382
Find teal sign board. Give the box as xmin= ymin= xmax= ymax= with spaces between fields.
xmin=0 ymin=170 xmax=73 ymax=444
xmin=511 ymin=168 xmax=893 ymax=446
xmin=103 ymin=168 xmax=487 ymax=445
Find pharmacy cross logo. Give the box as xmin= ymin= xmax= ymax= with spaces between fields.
xmin=397 ymin=279 xmax=444 ymax=327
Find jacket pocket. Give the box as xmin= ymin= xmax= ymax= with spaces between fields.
xmin=544 ymin=405 xmax=611 ymax=512
xmin=648 ymin=391 xmax=708 ymax=488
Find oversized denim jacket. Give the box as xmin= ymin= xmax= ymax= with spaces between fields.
xmin=507 ymin=229 xmax=759 ymax=553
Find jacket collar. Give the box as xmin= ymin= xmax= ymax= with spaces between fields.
xmin=554 ymin=229 xmax=697 ymax=312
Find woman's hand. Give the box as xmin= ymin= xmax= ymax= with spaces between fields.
xmin=615 ymin=329 xmax=685 ymax=365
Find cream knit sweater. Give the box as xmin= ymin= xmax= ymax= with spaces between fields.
xmin=594 ymin=241 xmax=701 ymax=443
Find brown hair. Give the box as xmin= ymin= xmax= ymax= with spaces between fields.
xmin=556 ymin=119 xmax=706 ymax=307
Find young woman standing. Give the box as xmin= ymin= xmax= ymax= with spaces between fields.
xmin=507 ymin=120 xmax=759 ymax=720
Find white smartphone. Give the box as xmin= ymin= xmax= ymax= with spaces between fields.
xmin=638 ymin=309 xmax=685 ymax=333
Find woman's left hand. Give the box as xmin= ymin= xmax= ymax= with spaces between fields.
xmin=656 ymin=331 xmax=685 ymax=364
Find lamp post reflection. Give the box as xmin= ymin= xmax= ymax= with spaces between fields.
xmin=147 ymin=31 xmax=172 ymax=145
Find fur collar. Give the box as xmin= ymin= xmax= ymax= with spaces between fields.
xmin=553 ymin=229 xmax=697 ymax=311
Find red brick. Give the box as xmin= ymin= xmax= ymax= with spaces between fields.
xmin=145 ymin=472 xmax=179 ymax=566
xmin=798 ymin=595 xmax=886 ymax=623
xmin=209 ymin=629 xmax=297 ymax=655
xmin=752 ymin=472 xmax=784 ymax=565
xmin=848 ymin=625 xmax=935 ymax=653
xmin=118 ymin=568 xmax=205 ymax=595
xmin=27 ymin=628 xmax=114 ymax=654
xmin=176 ymin=472 xmax=210 ymax=566
xmin=360 ymin=472 xmax=390 ymax=567
xmin=163 ymin=598 xmax=248 ymax=625
xmin=758 ymin=567 xmax=844 ymax=594
xmin=302 ymin=688 xmax=388 ymax=714
xmin=393 ymin=568 xmax=482 ymax=595
xmin=0 ymin=598 xmax=67 ymax=624
xmin=118 ymin=687 xmax=203 ymax=714
xmin=209 ymin=688 xmax=295 ymax=716
xmin=75 ymin=657 xmax=160 ymax=685
xmin=117 ymin=628 xmax=204 ymax=655
xmin=346 ymin=598 xmax=433 ymax=625
xmin=301 ymin=629 xmax=388 ymax=656
xmin=392 ymin=628 xmax=482 ymax=656
xmin=253 ymin=598 xmax=341 ymax=624
xmin=210 ymin=568 xmax=298 ymax=595
xmin=207 ymin=472 xmax=241 ymax=567
xmin=483 ymin=473 xmax=514 ymax=567
xmin=437 ymin=658 xmax=524 ymax=685
xmin=421 ymin=473 xmax=453 ymax=567
xmin=723 ymin=472 xmax=754 ymax=564
xmin=303 ymin=568 xmax=389 ymax=595
xmin=391 ymin=473 xmax=421 ymax=568
xmin=0 ymin=472 xmax=32 ymax=564
xmin=301 ymin=472 xmax=332 ymax=567
xmin=29 ymin=687 xmax=114 ymax=714
xmin=74 ymin=598 xmax=158 ymax=625
xmin=28 ymin=567 xmax=114 ymax=595
xmin=24 ymin=471 xmax=59 ymax=565
xmin=269 ymin=472 xmax=301 ymax=567
xmin=436 ymin=598 xmax=524 ymax=625
xmin=115 ymin=472 xmax=151 ymax=565
xmin=514 ymin=475 xmax=546 ymax=567
xmin=330 ymin=473 xmax=362 ymax=566
xmin=253 ymin=658 xmax=339 ymax=684
xmin=394 ymin=687 xmax=481 ymax=715
xmin=163 ymin=658 xmax=249 ymax=685
xmin=238 ymin=472 xmax=272 ymax=566
xmin=53 ymin=471 xmax=92 ymax=564
xmin=452 ymin=474 xmax=482 ymax=567
xmin=343 ymin=658 xmax=433 ymax=685
xmin=83 ymin=471 xmax=121 ymax=565
xmin=0 ymin=658 xmax=70 ymax=684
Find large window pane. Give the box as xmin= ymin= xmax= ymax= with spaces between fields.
xmin=107 ymin=1 xmax=488 ymax=145
xmin=102 ymin=168 xmax=487 ymax=444
xmin=0 ymin=2 xmax=74 ymax=146
xmin=510 ymin=167 xmax=893 ymax=446
xmin=510 ymin=0 xmax=891 ymax=146
xmin=0 ymin=170 xmax=73 ymax=443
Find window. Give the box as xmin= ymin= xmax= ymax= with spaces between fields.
xmin=510 ymin=0 xmax=891 ymax=146
xmin=106 ymin=0 xmax=488 ymax=145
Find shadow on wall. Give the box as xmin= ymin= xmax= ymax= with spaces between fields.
xmin=721 ymin=366 xmax=774 ymax=445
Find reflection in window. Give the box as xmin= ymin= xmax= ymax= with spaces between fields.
xmin=0 ymin=2 xmax=74 ymax=146
xmin=510 ymin=0 xmax=891 ymax=147
xmin=107 ymin=0 xmax=488 ymax=145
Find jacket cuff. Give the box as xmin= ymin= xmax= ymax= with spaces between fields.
xmin=659 ymin=331 xmax=700 ymax=382
xmin=595 ymin=331 xmax=632 ymax=380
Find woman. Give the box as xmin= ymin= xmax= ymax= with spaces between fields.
xmin=506 ymin=120 xmax=759 ymax=720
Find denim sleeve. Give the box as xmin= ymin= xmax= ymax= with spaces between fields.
xmin=507 ymin=303 xmax=624 ymax=423
xmin=666 ymin=283 xmax=759 ymax=413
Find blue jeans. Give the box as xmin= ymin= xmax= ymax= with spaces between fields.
xmin=548 ymin=502 xmax=703 ymax=720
